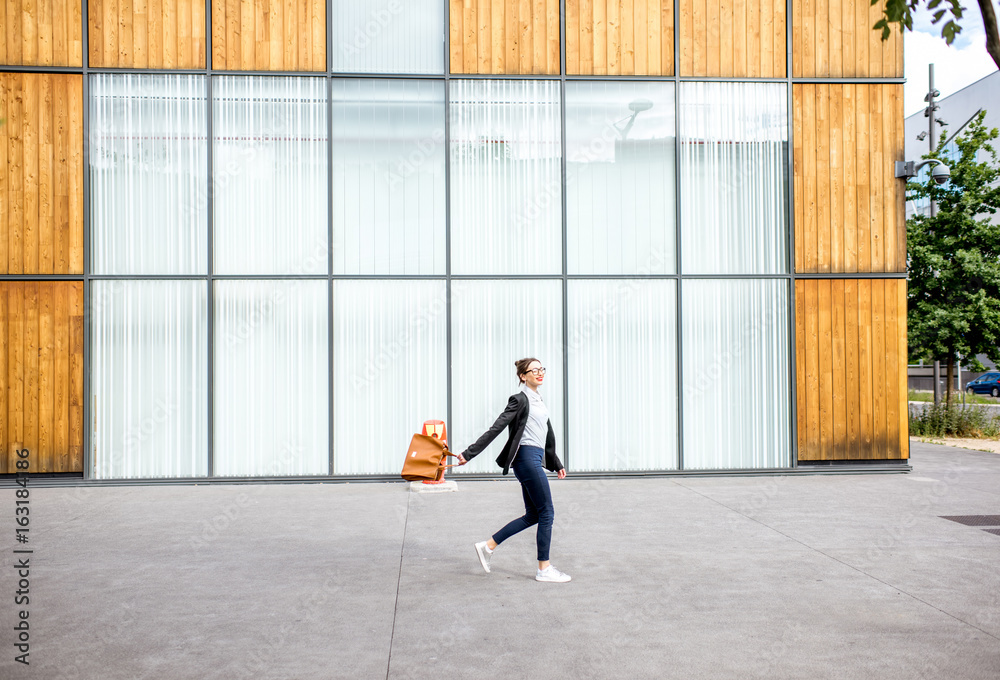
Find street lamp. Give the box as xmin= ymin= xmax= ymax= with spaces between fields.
xmin=915 ymin=63 xmax=952 ymax=406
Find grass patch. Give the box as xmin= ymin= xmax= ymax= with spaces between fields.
xmin=908 ymin=389 xmax=998 ymax=405
xmin=909 ymin=402 xmax=1000 ymax=438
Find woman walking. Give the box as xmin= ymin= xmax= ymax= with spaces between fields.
xmin=456 ymin=358 xmax=571 ymax=583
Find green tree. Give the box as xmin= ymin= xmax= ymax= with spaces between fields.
xmin=907 ymin=111 xmax=1000 ymax=406
xmin=873 ymin=0 xmax=1000 ymax=70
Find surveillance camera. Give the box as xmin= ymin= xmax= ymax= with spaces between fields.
xmin=931 ymin=163 xmax=950 ymax=185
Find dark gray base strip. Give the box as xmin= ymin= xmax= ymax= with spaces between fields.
xmin=0 ymin=463 xmax=912 ymax=488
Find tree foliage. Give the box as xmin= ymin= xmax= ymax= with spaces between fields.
xmin=873 ymin=0 xmax=1000 ymax=70
xmin=907 ymin=111 xmax=1000 ymax=402
xmin=874 ymin=0 xmax=964 ymax=43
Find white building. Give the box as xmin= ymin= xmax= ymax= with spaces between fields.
xmin=904 ymin=69 xmax=1000 ymax=221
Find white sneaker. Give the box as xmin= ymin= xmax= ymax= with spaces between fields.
xmin=474 ymin=541 xmax=493 ymax=573
xmin=535 ymin=565 xmax=571 ymax=582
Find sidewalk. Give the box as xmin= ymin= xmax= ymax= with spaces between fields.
xmin=2 ymin=439 xmax=999 ymax=680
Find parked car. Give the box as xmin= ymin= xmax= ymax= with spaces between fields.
xmin=966 ymin=373 xmax=1000 ymax=397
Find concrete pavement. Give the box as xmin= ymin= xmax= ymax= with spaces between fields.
xmin=2 ymin=439 xmax=999 ymax=679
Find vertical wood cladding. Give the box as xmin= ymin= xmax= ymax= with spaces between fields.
xmin=565 ymin=0 xmax=674 ymax=75
xmin=796 ymin=278 xmax=908 ymax=461
xmin=0 ymin=0 xmax=84 ymax=66
xmin=212 ymin=0 xmax=326 ymax=71
xmin=0 ymin=73 xmax=84 ymax=275
xmin=0 ymin=281 xmax=84 ymax=474
xmin=88 ymin=0 xmax=207 ymax=68
xmin=794 ymin=83 xmax=905 ymax=274
xmin=449 ymin=0 xmax=561 ymax=74
xmin=679 ymin=0 xmax=786 ymax=77
xmin=792 ymin=0 xmax=902 ymax=77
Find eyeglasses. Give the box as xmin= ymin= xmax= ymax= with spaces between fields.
xmin=524 ymin=368 xmax=547 ymax=376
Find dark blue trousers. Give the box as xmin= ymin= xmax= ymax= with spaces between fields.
xmin=491 ymin=445 xmax=554 ymax=561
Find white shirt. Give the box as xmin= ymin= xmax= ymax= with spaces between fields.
xmin=518 ymin=383 xmax=549 ymax=450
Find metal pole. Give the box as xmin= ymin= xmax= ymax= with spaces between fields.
xmin=927 ymin=63 xmax=937 ymax=215
xmin=958 ymin=361 xmax=964 ymax=407
xmin=927 ymin=64 xmax=942 ymax=405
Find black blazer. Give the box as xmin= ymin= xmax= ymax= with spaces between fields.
xmin=460 ymin=391 xmax=564 ymax=476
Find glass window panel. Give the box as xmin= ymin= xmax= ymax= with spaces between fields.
xmin=333 ymin=280 xmax=448 ymax=474
xmin=91 ymin=280 xmax=208 ymax=479
xmin=214 ymin=280 xmax=329 ymax=476
xmin=450 ymin=80 xmax=562 ymax=275
xmin=568 ymin=280 xmax=677 ymax=471
xmin=331 ymin=79 xmax=446 ymax=275
xmin=450 ymin=280 xmax=563 ymax=473
xmin=90 ymin=74 xmax=207 ymax=275
xmin=213 ymin=76 xmax=328 ymax=276
xmin=332 ymin=0 xmax=444 ymax=74
xmin=566 ymin=82 xmax=676 ymax=275
xmin=682 ymin=279 xmax=790 ymax=469
xmin=679 ymin=82 xmax=788 ymax=274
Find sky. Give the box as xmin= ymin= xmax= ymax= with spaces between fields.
xmin=904 ymin=1 xmax=998 ymax=116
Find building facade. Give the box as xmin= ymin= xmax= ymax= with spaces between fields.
xmin=1 ymin=0 xmax=909 ymax=481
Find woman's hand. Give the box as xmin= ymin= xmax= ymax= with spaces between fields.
xmin=457 ymin=453 xmax=467 ymax=465
xmin=557 ymin=468 xmax=567 ymax=479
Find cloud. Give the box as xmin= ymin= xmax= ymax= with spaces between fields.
xmin=904 ymin=2 xmax=996 ymax=117
xmin=910 ymin=0 xmax=985 ymax=49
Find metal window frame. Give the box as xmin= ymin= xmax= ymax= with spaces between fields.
xmin=786 ymin=0 xmax=797 ymax=469
xmin=0 ymin=0 xmax=917 ymax=483
xmin=82 ymin=0 xmax=91 ymax=479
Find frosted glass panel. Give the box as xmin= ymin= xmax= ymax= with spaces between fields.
xmin=566 ymin=82 xmax=675 ymax=275
xmin=91 ymin=280 xmax=207 ymax=479
xmin=450 ymin=280 xmax=563 ymax=473
xmin=450 ymin=80 xmax=562 ymax=275
xmin=568 ymin=280 xmax=677 ymax=471
xmin=680 ymin=82 xmax=788 ymax=274
xmin=331 ymin=79 xmax=446 ymax=275
xmin=214 ymin=281 xmax=329 ymax=476
xmin=90 ymin=74 xmax=207 ymax=275
xmin=682 ymin=279 xmax=790 ymax=469
xmin=213 ymin=76 xmax=328 ymax=276
xmin=332 ymin=0 xmax=444 ymax=74
xmin=333 ymin=280 xmax=447 ymax=474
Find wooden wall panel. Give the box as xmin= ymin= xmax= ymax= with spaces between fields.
xmin=566 ymin=0 xmax=673 ymax=75
xmin=212 ymin=0 xmax=325 ymax=71
xmin=794 ymin=83 xmax=905 ymax=274
xmin=0 ymin=73 xmax=84 ymax=275
xmin=0 ymin=0 xmax=83 ymax=66
xmin=793 ymin=0 xmax=902 ymax=77
xmin=796 ymin=278 xmax=909 ymax=461
xmin=88 ymin=0 xmax=206 ymax=68
xmin=0 ymin=281 xmax=84 ymax=474
xmin=679 ymin=0 xmax=785 ymax=77
xmin=449 ymin=0 xmax=560 ymax=74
